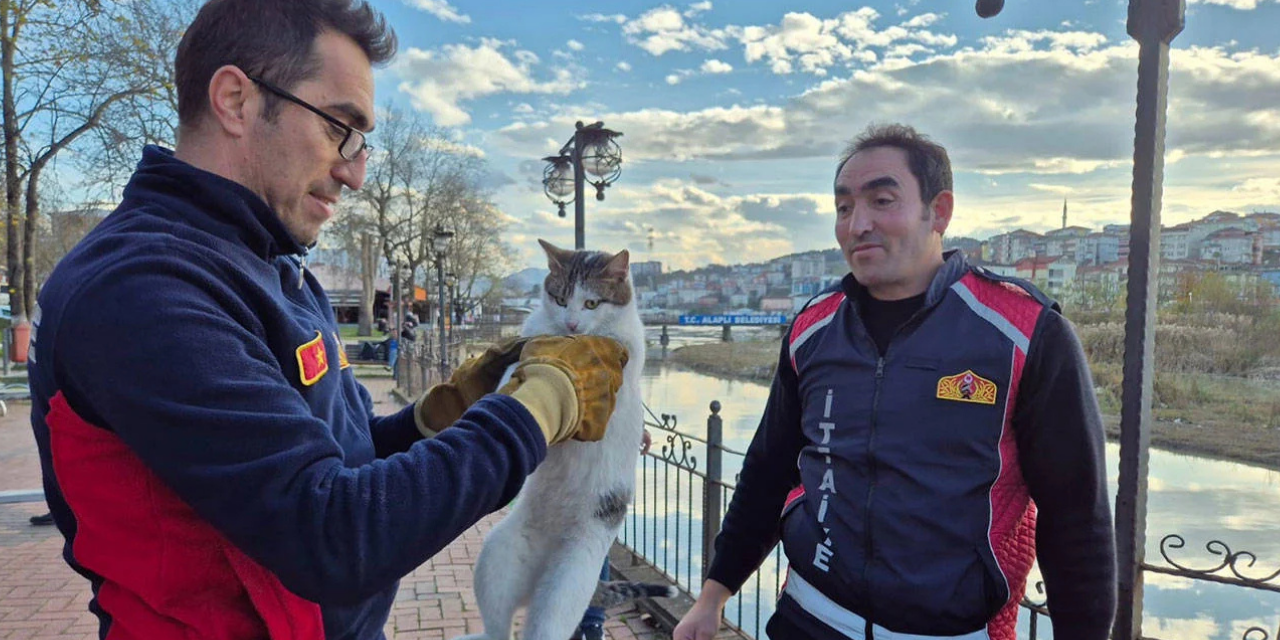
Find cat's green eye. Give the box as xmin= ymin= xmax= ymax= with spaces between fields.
xmin=553 ymin=296 xmax=567 ymax=307
xmin=584 ymin=300 xmax=600 ymax=310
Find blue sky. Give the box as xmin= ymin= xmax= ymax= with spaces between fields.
xmin=357 ymin=0 xmax=1280 ymax=270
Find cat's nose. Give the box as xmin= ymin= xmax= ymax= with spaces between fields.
xmin=566 ymin=321 xmax=579 ymax=333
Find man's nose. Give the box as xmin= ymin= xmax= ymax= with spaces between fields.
xmin=847 ymin=206 xmax=874 ymax=237
xmin=333 ymin=153 xmax=367 ymax=191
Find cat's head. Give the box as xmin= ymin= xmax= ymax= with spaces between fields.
xmin=537 ymin=239 xmax=633 ymax=336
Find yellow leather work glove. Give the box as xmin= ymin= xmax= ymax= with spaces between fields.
xmin=414 ymin=337 xmax=528 ymax=437
xmin=498 ymin=335 xmax=629 ymax=445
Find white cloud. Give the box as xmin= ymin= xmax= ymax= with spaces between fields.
xmin=734 ymin=8 xmax=956 ymax=76
xmin=981 ymin=29 xmax=1109 ymax=53
xmin=1028 ymin=183 xmax=1074 ymax=195
xmin=580 ymin=13 xmax=627 ymax=24
xmin=900 ymin=12 xmax=942 ymax=28
xmin=392 ymin=39 xmax=583 ymax=126
xmin=685 ymin=1 xmax=713 ymax=16
xmin=616 ymin=61 xmax=633 ymax=72
xmin=666 ymin=74 xmax=683 ymax=85
xmin=1188 ymin=0 xmax=1267 ymax=8
xmin=701 ymin=59 xmax=733 ymax=74
xmin=622 ymin=6 xmax=729 ymax=56
xmin=567 ymin=39 xmax=585 ymax=51
xmin=402 ymin=0 xmax=470 ymax=24
xmin=432 ymin=138 xmax=486 ymax=158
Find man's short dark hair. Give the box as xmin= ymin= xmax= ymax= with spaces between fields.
xmin=835 ymin=124 xmax=953 ymax=207
xmin=175 ymin=0 xmax=397 ymax=129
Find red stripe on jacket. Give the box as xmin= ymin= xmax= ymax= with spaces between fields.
xmin=47 ymin=391 xmax=323 ymax=640
xmin=955 ymin=274 xmax=1042 ymax=640
xmin=788 ymin=292 xmax=845 ymax=371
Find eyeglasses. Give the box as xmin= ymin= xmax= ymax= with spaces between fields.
xmin=245 ymin=73 xmax=373 ymax=161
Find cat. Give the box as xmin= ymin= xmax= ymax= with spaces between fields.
xmin=454 ymin=240 xmax=672 ymax=640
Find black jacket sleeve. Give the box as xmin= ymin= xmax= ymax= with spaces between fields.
xmin=706 ymin=334 xmax=805 ymax=592
xmin=1013 ymin=310 xmax=1117 ymax=639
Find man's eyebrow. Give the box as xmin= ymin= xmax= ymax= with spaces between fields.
xmin=326 ymin=102 xmax=373 ymax=132
xmin=834 ymin=176 xmax=899 ymax=196
xmin=860 ymin=176 xmax=899 ymax=192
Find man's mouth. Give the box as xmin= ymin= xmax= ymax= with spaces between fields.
xmin=310 ymin=193 xmax=338 ymax=216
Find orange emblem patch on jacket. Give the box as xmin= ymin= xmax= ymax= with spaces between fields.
xmin=296 ymin=331 xmax=329 ymax=386
xmin=936 ymin=370 xmax=997 ymax=405
xmin=333 ymin=332 xmax=350 ymax=369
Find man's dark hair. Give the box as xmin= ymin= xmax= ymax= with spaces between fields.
xmin=175 ymin=0 xmax=397 ymax=129
xmin=835 ymin=123 xmax=953 ymax=208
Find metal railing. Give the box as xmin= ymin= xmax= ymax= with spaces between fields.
xmin=394 ymin=329 xmax=464 ymax=397
xmin=1139 ymin=537 xmax=1280 ymax=640
xmin=619 ymin=401 xmax=786 ymax=639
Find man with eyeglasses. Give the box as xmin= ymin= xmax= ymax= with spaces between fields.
xmin=26 ymin=1 xmax=628 ymax=639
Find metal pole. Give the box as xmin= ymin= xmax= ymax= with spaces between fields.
xmin=1114 ymin=2 xmax=1183 ymax=639
xmin=436 ymin=258 xmax=448 ymax=383
xmin=391 ymin=262 xmax=401 ymax=383
xmin=573 ymin=121 xmax=586 ymax=250
xmin=702 ymin=400 xmax=723 ymax=579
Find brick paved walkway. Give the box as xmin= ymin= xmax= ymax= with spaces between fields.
xmin=0 ymin=372 xmax=666 ymax=640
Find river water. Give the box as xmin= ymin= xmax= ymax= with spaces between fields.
xmin=629 ymin=326 xmax=1280 ymax=640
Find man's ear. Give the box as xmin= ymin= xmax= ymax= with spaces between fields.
xmin=206 ymin=65 xmax=256 ymax=138
xmin=930 ymin=190 xmax=954 ymax=236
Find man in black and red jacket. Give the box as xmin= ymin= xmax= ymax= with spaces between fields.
xmin=675 ymin=124 xmax=1116 ymax=640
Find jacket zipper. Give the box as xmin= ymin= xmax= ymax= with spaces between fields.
xmin=862 ymin=355 xmax=885 ymax=632
xmin=857 ymin=296 xmax=940 ymax=635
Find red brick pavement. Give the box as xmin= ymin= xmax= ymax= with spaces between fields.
xmin=0 ymin=373 xmax=666 ymax=640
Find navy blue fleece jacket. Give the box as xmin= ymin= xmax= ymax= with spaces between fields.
xmin=28 ymin=146 xmax=546 ymax=639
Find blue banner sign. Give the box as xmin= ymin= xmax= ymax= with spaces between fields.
xmin=679 ymin=314 xmax=789 ymax=326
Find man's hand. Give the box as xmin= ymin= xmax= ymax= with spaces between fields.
xmin=673 ymin=580 xmax=731 ymax=640
xmin=499 ymin=335 xmax=628 ymax=445
xmin=414 ymin=337 xmax=528 ymax=437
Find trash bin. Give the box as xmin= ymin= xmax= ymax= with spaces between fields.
xmin=11 ymin=321 xmax=30 ymax=364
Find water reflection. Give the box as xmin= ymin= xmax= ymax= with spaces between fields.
xmin=636 ymin=335 xmax=1280 ymax=640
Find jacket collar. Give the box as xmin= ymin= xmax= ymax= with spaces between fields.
xmin=840 ymin=249 xmax=968 ymax=307
xmin=120 ymin=145 xmax=307 ymax=259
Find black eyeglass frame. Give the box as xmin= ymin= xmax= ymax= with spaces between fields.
xmin=245 ymin=72 xmax=373 ymax=161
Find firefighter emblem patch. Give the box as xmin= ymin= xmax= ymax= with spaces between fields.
xmin=296 ymin=331 xmax=329 ymax=386
xmin=936 ymin=370 xmax=997 ymax=405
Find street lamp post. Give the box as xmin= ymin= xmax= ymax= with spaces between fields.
xmin=542 ymin=121 xmax=623 ymax=249
xmin=444 ymin=272 xmax=457 ymax=345
xmin=431 ymin=225 xmax=454 ymax=382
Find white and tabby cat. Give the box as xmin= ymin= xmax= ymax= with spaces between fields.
xmin=455 ymin=240 xmax=671 ymax=640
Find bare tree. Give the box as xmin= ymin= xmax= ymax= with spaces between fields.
xmin=330 ymin=106 xmax=515 ymax=334
xmin=75 ymin=0 xmax=196 ymax=196
xmin=350 ymin=106 xmax=428 ymax=334
xmin=2 ymin=0 xmax=186 ymax=320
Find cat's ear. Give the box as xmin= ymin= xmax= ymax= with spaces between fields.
xmin=603 ymin=249 xmax=630 ymax=281
xmin=538 ymin=239 xmax=573 ymax=272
